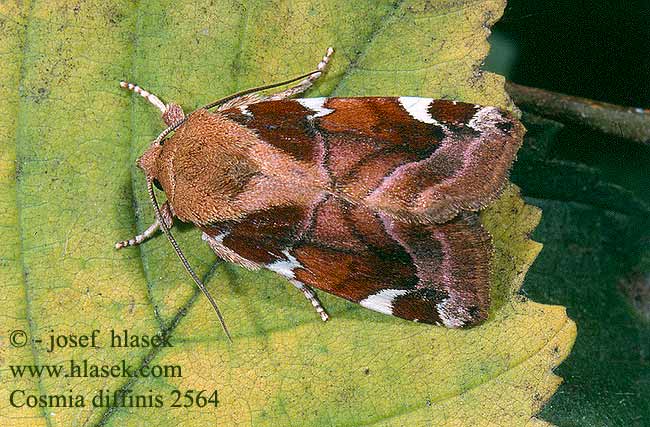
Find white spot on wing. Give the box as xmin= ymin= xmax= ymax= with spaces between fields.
xmin=436 ymin=298 xmax=465 ymax=328
xmin=468 ymin=106 xmax=502 ymax=132
xmin=202 ymin=231 xmax=228 ymax=243
xmin=297 ymin=98 xmax=334 ymax=118
xmin=398 ymin=97 xmax=440 ymax=125
xmin=359 ymin=289 xmax=410 ymax=315
xmin=239 ymin=106 xmax=253 ymax=117
xmin=266 ymin=250 xmax=302 ymax=280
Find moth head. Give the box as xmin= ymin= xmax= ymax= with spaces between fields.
xmin=135 ymin=116 xmax=185 ymax=195
xmin=136 ymin=141 xmax=162 ymax=183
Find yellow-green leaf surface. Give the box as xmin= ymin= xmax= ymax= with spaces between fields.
xmin=0 ymin=1 xmax=576 ymax=426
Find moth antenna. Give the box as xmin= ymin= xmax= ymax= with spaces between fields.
xmin=120 ymin=81 xmax=167 ymax=114
xmin=146 ymin=178 xmax=233 ymax=343
xmin=202 ymin=69 xmax=322 ymax=110
xmin=151 ymin=56 xmax=331 ymax=145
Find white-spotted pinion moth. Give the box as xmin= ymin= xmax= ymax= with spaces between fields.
xmin=116 ymin=48 xmax=525 ymax=340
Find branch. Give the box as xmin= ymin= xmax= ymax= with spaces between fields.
xmin=506 ymin=82 xmax=650 ymax=146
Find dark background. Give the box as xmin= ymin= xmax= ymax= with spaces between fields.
xmin=486 ymin=1 xmax=650 ymax=107
xmin=485 ymin=1 xmax=650 ymax=426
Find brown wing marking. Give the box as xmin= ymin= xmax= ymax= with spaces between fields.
xmin=292 ymin=206 xmax=491 ymax=326
xmin=362 ymin=101 xmax=525 ymax=223
xmin=316 ymin=98 xmax=446 ymax=199
xmin=223 ymin=100 xmax=322 ymax=163
xmin=384 ymin=212 xmax=492 ymax=327
xmin=200 ymin=205 xmax=309 ymax=265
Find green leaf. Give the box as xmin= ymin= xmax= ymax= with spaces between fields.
xmin=0 ymin=1 xmax=574 ymax=426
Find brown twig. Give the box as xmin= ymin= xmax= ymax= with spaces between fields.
xmin=506 ymin=82 xmax=650 ymax=145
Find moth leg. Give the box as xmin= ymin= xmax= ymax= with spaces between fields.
xmin=119 ymin=81 xmax=185 ymax=126
xmin=115 ymin=201 xmax=173 ymax=249
xmin=201 ymin=233 xmax=261 ymax=271
xmin=264 ymin=47 xmax=334 ymax=101
xmin=290 ymin=280 xmax=329 ymax=321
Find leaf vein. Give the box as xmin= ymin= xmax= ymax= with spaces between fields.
xmin=13 ymin=0 xmax=52 ymax=425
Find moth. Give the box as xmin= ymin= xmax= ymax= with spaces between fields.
xmin=116 ymin=48 xmax=525 ymax=340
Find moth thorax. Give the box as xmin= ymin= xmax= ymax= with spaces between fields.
xmin=176 ymin=148 xmax=259 ymax=200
